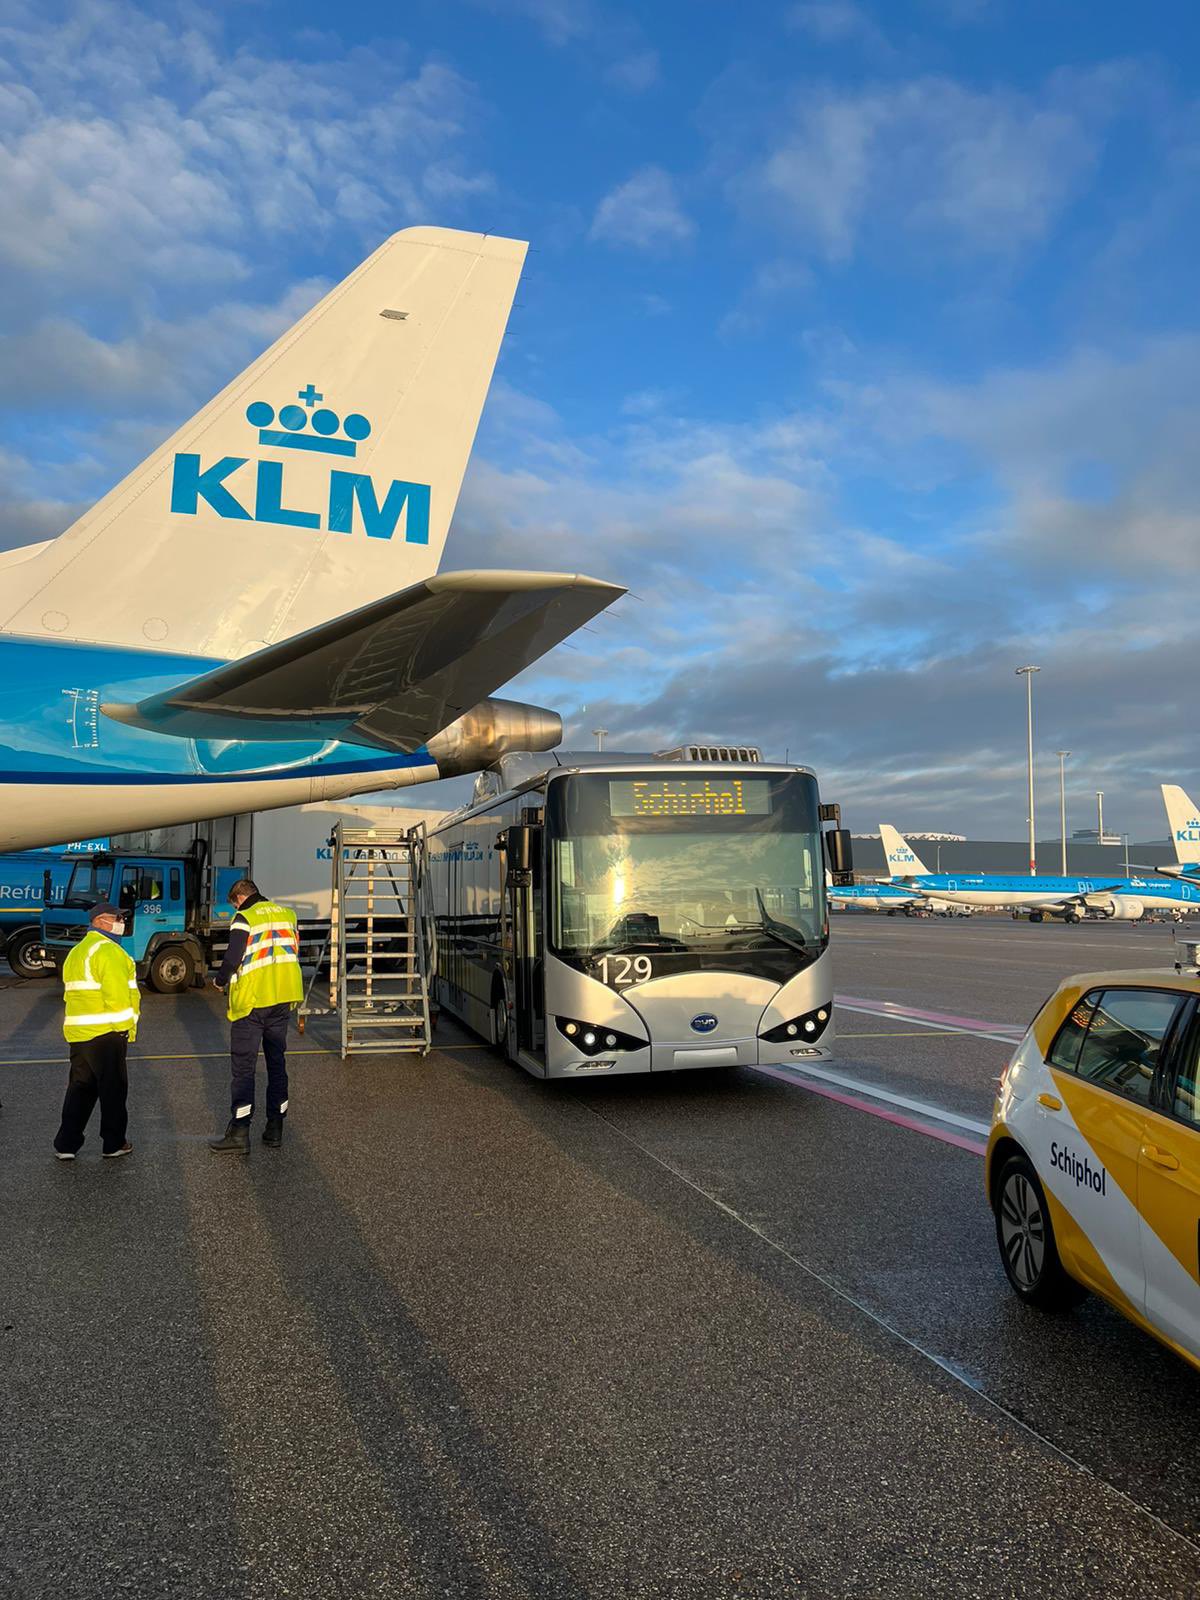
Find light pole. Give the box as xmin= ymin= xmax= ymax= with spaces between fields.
xmin=592 ymin=728 xmax=608 ymax=752
xmin=1056 ymin=750 xmax=1070 ymax=875
xmin=1016 ymin=666 xmax=1040 ymax=875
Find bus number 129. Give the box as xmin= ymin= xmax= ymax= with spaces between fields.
xmin=597 ymin=954 xmax=653 ymax=987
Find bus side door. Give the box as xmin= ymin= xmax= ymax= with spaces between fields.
xmin=507 ymin=823 xmax=545 ymax=1063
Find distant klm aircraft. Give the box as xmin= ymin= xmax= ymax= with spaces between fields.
xmin=0 ymin=227 xmax=623 ymax=852
xmin=1159 ymin=785 xmax=1200 ymax=883
xmin=826 ymin=879 xmax=921 ymax=914
xmin=878 ymin=824 xmax=1200 ymax=922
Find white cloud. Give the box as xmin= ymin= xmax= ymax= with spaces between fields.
xmin=788 ymin=2 xmax=890 ymax=51
xmin=739 ymin=70 xmax=1113 ymax=260
xmin=605 ymin=50 xmax=660 ymax=92
xmin=0 ymin=0 xmax=487 ymax=307
xmin=590 ymin=166 xmax=694 ymax=252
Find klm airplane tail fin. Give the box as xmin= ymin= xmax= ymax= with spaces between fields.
xmin=879 ymin=824 xmax=930 ymax=878
xmin=0 ymin=227 xmax=526 ymax=661
xmin=1163 ymin=784 xmax=1200 ymax=864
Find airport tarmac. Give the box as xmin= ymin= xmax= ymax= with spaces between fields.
xmin=3 ymin=917 xmax=1200 ymax=1599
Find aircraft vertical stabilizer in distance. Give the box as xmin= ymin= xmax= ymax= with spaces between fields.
xmin=878 ymin=824 xmax=932 ymax=879
xmin=0 ymin=227 xmax=527 ymax=662
xmin=1162 ymin=785 xmax=1200 ymax=879
xmin=0 ymin=227 xmax=627 ymax=852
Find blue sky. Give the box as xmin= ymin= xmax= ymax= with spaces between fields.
xmin=2 ymin=0 xmax=1200 ymax=838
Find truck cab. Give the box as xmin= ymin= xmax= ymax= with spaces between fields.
xmin=41 ymin=849 xmax=244 ymax=993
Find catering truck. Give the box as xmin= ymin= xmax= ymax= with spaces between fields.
xmin=30 ymin=802 xmax=445 ymax=992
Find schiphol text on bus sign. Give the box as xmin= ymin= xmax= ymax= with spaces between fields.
xmin=169 ymin=385 xmax=431 ymax=542
xmin=609 ymin=777 xmax=773 ymax=818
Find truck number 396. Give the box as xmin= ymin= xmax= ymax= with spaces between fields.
xmin=597 ymin=954 xmax=652 ymax=986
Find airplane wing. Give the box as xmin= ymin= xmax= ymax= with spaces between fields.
xmin=102 ymin=569 xmax=623 ymax=753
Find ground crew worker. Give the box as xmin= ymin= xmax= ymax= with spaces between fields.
xmin=53 ymin=900 xmax=139 ymax=1161
xmin=209 ymin=878 xmax=303 ymax=1153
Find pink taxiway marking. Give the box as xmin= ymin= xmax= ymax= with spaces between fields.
xmin=754 ymin=1064 xmax=988 ymax=1157
xmin=835 ymin=994 xmax=1023 ymax=1038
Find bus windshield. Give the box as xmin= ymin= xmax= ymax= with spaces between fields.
xmin=547 ymin=770 xmax=826 ymax=961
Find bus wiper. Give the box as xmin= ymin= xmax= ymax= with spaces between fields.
xmin=750 ymin=890 xmax=811 ymax=957
xmin=592 ymin=936 xmax=687 ymax=955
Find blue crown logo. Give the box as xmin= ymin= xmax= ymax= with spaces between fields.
xmin=245 ymin=384 xmax=371 ymax=458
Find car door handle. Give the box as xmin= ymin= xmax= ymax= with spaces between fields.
xmin=1143 ymin=1143 xmax=1181 ymax=1171
xmin=1037 ymin=1093 xmax=1063 ymax=1111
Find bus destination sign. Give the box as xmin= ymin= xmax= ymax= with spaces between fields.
xmin=608 ymin=777 xmax=772 ymax=818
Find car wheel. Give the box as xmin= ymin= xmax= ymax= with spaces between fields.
xmin=148 ymin=946 xmax=195 ymax=994
xmin=995 ymin=1152 xmax=1085 ymax=1311
xmin=7 ymin=928 xmax=54 ymax=979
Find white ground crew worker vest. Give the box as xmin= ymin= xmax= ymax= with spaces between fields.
xmin=227 ymin=899 xmax=303 ymax=1021
xmin=63 ymin=930 xmax=140 ymax=1043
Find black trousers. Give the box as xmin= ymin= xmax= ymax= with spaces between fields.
xmin=230 ymin=1003 xmax=291 ymax=1121
xmin=55 ymin=1032 xmax=129 ymax=1155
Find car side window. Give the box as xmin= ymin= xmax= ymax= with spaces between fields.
xmin=1072 ymin=989 xmax=1183 ymax=1109
xmin=1171 ymin=1022 xmax=1200 ymax=1129
xmin=1047 ymin=992 xmax=1099 ymax=1072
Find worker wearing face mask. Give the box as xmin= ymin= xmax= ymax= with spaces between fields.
xmin=53 ymin=900 xmax=140 ymax=1161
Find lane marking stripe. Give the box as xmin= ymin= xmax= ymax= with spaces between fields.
xmin=768 ymin=1060 xmax=991 ymax=1136
xmin=837 ymin=996 xmax=1023 ymax=1045
xmin=756 ymin=1068 xmax=988 ymax=1155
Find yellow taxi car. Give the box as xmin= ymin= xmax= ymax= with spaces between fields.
xmin=987 ymin=968 xmax=1200 ymax=1370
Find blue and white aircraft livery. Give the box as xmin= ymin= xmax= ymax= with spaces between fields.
xmin=1161 ymin=785 xmax=1200 ymax=883
xmin=878 ymin=824 xmax=1200 ymax=921
xmin=827 ymin=881 xmax=920 ymax=913
xmin=0 ymin=227 xmax=623 ymax=852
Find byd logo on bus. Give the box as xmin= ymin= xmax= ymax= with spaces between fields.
xmin=691 ymin=1014 xmax=719 ymax=1034
xmin=169 ymin=384 xmax=431 ymax=543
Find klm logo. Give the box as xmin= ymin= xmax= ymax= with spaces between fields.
xmin=169 ymin=385 xmax=430 ymax=542
xmin=1176 ymin=817 xmax=1200 ymax=845
xmin=889 ymin=849 xmax=916 ymax=864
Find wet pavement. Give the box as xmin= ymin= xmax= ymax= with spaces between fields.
xmin=2 ymin=917 xmax=1199 ymax=1598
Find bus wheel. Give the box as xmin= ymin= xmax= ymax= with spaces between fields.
xmin=7 ymin=929 xmax=53 ymax=979
xmin=148 ymin=946 xmax=195 ymax=994
xmin=491 ymin=981 xmax=509 ymax=1054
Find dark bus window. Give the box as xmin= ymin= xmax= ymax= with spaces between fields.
xmin=170 ymin=869 xmax=181 ymax=900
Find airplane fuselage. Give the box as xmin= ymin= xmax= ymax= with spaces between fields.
xmin=0 ymin=635 xmax=434 ymax=852
xmin=899 ymin=872 xmax=1200 ymax=914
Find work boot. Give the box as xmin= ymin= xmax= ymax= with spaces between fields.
xmin=209 ymin=1119 xmax=250 ymax=1153
xmin=262 ymin=1117 xmax=283 ymax=1149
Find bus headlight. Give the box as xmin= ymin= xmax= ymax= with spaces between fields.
xmin=554 ymin=1016 xmax=647 ymax=1056
xmin=759 ymin=1005 xmax=831 ymax=1045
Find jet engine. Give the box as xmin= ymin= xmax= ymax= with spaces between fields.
xmin=427 ymin=696 xmax=562 ymax=777
xmin=1096 ymin=895 xmax=1145 ymax=921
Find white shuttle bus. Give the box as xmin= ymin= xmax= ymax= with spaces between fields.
xmin=428 ymin=747 xmax=851 ymax=1077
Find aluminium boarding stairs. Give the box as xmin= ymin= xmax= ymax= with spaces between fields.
xmin=301 ymin=821 xmax=434 ymax=1058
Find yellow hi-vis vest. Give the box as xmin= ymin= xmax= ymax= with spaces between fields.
xmin=63 ymin=930 xmax=140 ymax=1043
xmin=227 ymin=899 xmax=303 ymax=1021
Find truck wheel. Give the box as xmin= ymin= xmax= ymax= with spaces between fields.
xmin=148 ymin=946 xmax=195 ymax=994
xmin=7 ymin=928 xmax=53 ymax=979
